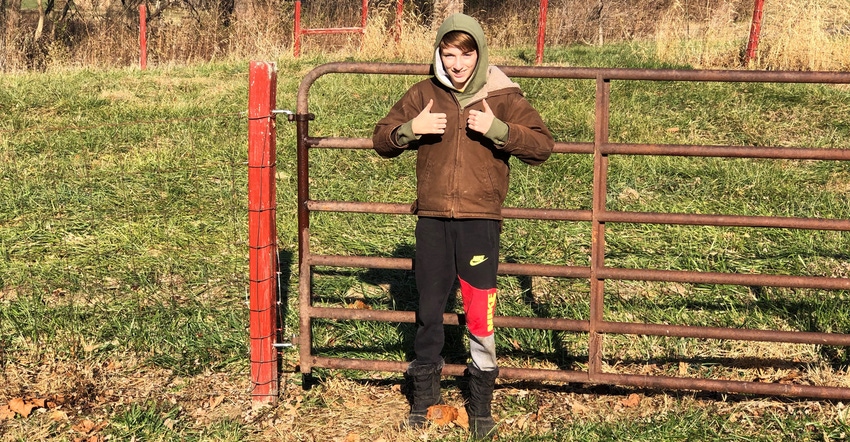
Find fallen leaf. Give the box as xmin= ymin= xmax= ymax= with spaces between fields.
xmin=73 ymin=419 xmax=96 ymax=434
xmin=621 ymin=393 xmax=641 ymax=408
xmin=515 ymin=414 xmax=529 ymax=429
xmin=0 ymin=405 xmax=15 ymax=420
xmin=426 ymin=404 xmax=459 ymax=426
xmin=569 ymin=401 xmax=589 ymax=414
xmin=347 ymin=300 xmax=371 ymax=310
xmin=455 ymin=407 xmax=469 ymax=430
xmin=50 ymin=410 xmax=69 ymax=422
xmin=208 ymin=395 xmax=225 ymax=409
xmin=779 ymin=372 xmax=802 ymax=385
xmin=72 ymin=419 xmax=106 ymax=435
xmin=8 ymin=397 xmax=36 ymax=417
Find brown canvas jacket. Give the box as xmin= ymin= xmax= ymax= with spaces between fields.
xmin=372 ymin=66 xmax=555 ymax=220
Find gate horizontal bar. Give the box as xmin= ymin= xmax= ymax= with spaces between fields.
xmin=308 ymin=356 xmax=850 ymax=400
xmin=601 ymin=210 xmax=850 ymax=231
xmin=308 ymin=253 xmax=591 ymax=278
xmin=310 ymin=306 xmax=591 ymax=332
xmin=601 ymin=267 xmax=850 ymax=290
xmin=306 ymin=200 xmax=593 ymax=221
xmin=305 ymin=136 xmax=593 ymax=154
xmin=600 ymin=321 xmax=850 ymax=346
xmin=310 ymin=305 xmax=850 ymax=346
xmin=604 ymin=143 xmax=850 ymax=160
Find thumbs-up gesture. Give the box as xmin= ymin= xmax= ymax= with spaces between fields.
xmin=411 ymin=99 xmax=448 ymax=135
xmin=467 ymin=99 xmax=495 ymax=134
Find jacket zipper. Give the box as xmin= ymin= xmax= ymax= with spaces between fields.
xmin=450 ymin=94 xmax=463 ymax=218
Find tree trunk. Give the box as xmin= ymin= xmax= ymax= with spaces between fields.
xmin=432 ymin=0 xmax=463 ymax=27
xmin=35 ymin=0 xmax=45 ymax=41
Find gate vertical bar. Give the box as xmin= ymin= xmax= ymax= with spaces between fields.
xmin=588 ymin=75 xmax=611 ymax=379
xmin=248 ymin=61 xmax=279 ymax=403
xmin=296 ymin=101 xmax=313 ymax=378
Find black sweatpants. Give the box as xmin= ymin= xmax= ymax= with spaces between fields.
xmin=413 ymin=217 xmax=500 ymax=366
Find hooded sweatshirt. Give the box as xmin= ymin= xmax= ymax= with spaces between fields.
xmin=432 ymin=13 xmax=490 ymax=106
xmin=372 ymin=13 xmax=554 ymax=220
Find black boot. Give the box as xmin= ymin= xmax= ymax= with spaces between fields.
xmin=466 ymin=364 xmax=499 ymax=440
xmin=403 ymin=359 xmax=444 ymax=429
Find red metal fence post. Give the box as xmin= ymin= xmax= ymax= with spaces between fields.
xmin=535 ymin=0 xmax=549 ymax=65
xmin=294 ymin=0 xmax=303 ymax=57
xmin=745 ymin=0 xmax=765 ymax=65
xmin=395 ymin=0 xmax=404 ymax=44
xmin=139 ymin=4 xmax=147 ymax=70
xmin=248 ymin=61 xmax=279 ymax=404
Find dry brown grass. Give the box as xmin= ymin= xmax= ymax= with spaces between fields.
xmin=757 ymin=0 xmax=850 ymax=71
xmin=3 ymin=0 xmax=849 ymax=71
xmin=1 ymin=354 xmax=254 ymax=441
xmin=655 ymin=0 xmax=850 ymax=70
xmin=4 ymin=349 xmax=850 ymax=441
xmin=655 ymin=0 xmax=750 ymax=68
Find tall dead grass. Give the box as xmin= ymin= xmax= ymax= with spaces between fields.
xmin=1 ymin=0 xmax=848 ymax=71
xmin=758 ymin=0 xmax=850 ymax=71
xmin=655 ymin=0 xmax=850 ymax=70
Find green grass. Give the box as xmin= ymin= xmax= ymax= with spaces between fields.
xmin=2 ymin=44 xmax=850 ymax=440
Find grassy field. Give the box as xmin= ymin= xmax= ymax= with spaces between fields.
xmin=2 ymin=43 xmax=850 ymax=441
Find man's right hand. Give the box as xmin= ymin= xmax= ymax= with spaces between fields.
xmin=411 ymin=99 xmax=447 ymax=135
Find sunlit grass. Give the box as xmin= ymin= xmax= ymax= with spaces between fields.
xmin=2 ymin=44 xmax=850 ymax=440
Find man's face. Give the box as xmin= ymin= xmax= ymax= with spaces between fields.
xmin=440 ymin=45 xmax=478 ymax=88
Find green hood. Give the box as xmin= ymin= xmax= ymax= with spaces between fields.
xmin=433 ymin=13 xmax=489 ymax=103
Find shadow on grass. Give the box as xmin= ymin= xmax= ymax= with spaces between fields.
xmin=277 ymin=248 xmax=296 ymax=346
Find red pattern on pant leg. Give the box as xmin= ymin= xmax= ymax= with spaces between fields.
xmin=459 ymin=277 xmax=497 ymax=337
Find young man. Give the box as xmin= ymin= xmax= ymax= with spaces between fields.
xmin=372 ymin=13 xmax=554 ymax=439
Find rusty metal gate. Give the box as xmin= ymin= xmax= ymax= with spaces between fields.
xmin=293 ymin=62 xmax=850 ymax=399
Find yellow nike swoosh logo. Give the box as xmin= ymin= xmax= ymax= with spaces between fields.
xmin=469 ymin=255 xmax=489 ymax=266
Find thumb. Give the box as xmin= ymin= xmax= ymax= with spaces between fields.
xmin=422 ymin=99 xmax=434 ymax=113
xmin=482 ymin=98 xmax=492 ymax=114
